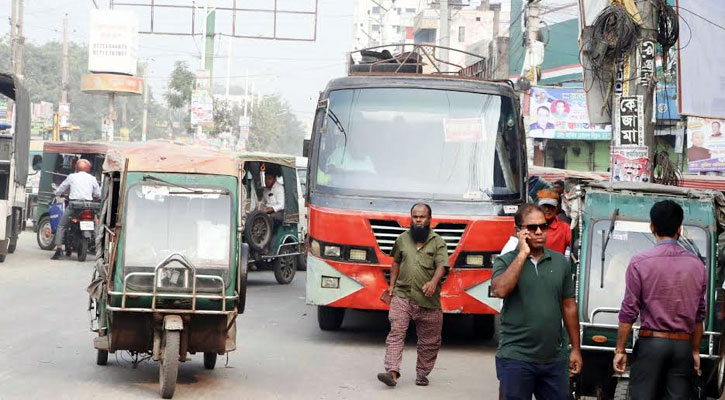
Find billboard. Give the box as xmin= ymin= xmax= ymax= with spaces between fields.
xmin=526 ymin=86 xmax=611 ymax=140
xmin=611 ymin=146 xmax=651 ymax=183
xmin=81 ymin=74 xmax=143 ymax=95
xmin=88 ymin=10 xmax=139 ymax=76
xmin=686 ymin=116 xmax=725 ymax=172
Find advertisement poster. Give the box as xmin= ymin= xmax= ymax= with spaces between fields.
xmin=687 ymin=117 xmax=725 ymax=172
xmin=190 ymin=90 xmax=214 ymax=127
xmin=611 ymin=146 xmax=651 ymax=183
xmin=526 ymin=87 xmax=611 ymax=140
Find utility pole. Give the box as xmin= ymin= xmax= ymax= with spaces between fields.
xmin=617 ymin=1 xmax=658 ymax=161
xmin=107 ymin=94 xmax=115 ymax=142
xmin=522 ymin=0 xmax=542 ymax=85
xmin=439 ymin=0 xmax=450 ymax=72
xmin=243 ymin=69 xmax=249 ymax=118
xmin=14 ymin=0 xmax=24 ymax=78
xmin=142 ymin=69 xmax=148 ymax=141
xmin=9 ymin=0 xmax=16 ymax=73
xmin=61 ymin=15 xmax=69 ymax=104
xmin=225 ymin=36 xmax=232 ymax=98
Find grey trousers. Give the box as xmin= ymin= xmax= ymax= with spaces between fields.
xmin=630 ymin=337 xmax=695 ymax=400
xmin=55 ymin=203 xmax=82 ymax=247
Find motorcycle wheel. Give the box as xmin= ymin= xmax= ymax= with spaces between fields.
xmin=78 ymin=239 xmax=88 ymax=262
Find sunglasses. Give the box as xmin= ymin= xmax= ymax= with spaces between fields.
xmin=519 ymin=223 xmax=549 ymax=232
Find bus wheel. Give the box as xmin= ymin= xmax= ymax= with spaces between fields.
xmin=473 ymin=314 xmax=495 ymax=340
xmin=318 ymin=306 xmax=345 ymax=331
xmin=613 ymin=377 xmax=631 ymax=400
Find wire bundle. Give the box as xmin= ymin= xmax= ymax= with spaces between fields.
xmin=587 ymin=3 xmax=640 ymax=88
xmin=652 ymin=150 xmax=681 ymax=186
xmin=656 ymin=0 xmax=679 ymax=65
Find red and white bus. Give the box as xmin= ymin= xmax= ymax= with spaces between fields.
xmin=303 ymin=46 xmax=528 ymax=337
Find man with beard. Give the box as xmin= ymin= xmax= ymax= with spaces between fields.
xmin=377 ymin=203 xmax=448 ymax=388
xmin=492 ymin=204 xmax=582 ymax=399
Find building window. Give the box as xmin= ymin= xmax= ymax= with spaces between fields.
xmin=396 ymin=8 xmax=401 ymax=15
xmin=372 ymin=6 xmax=381 ymax=14
xmin=476 ymin=17 xmax=481 ymax=21
xmin=406 ymin=8 xmax=416 ymax=13
xmin=458 ymin=26 xmax=465 ymax=42
xmin=372 ymin=24 xmax=380 ymax=32
xmin=396 ymin=25 xmax=402 ymax=34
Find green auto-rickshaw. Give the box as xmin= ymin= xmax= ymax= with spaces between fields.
xmin=33 ymin=141 xmax=109 ymax=250
xmin=570 ymin=181 xmax=725 ymax=399
xmin=88 ymin=142 xmax=248 ymax=399
xmin=237 ymin=152 xmax=302 ymax=285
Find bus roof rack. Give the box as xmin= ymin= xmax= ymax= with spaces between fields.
xmin=348 ymin=43 xmax=489 ymax=79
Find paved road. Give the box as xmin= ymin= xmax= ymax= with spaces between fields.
xmin=0 ymin=233 xmax=500 ymax=399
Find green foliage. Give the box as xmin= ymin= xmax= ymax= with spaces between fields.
xmin=247 ymin=94 xmax=305 ymax=155
xmin=0 ymin=36 xmax=172 ymax=141
xmin=164 ymin=61 xmax=194 ymax=111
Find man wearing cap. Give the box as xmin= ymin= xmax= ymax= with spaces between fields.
xmin=537 ymin=189 xmax=572 ymax=254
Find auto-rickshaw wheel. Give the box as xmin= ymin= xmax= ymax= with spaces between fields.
xmin=159 ymin=330 xmax=180 ymax=399
xmin=613 ymin=377 xmax=631 ymax=400
xmin=705 ymin=346 xmax=725 ymax=398
xmin=203 ymin=352 xmax=217 ymax=370
xmin=273 ymin=247 xmax=297 ymax=285
xmin=36 ymin=216 xmax=55 ymax=251
xmin=96 ymin=350 xmax=108 ymax=366
xmin=244 ymin=210 xmax=273 ymax=252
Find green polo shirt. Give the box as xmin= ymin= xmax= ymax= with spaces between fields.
xmin=391 ymin=230 xmax=449 ymax=310
xmin=492 ymin=248 xmax=576 ymax=363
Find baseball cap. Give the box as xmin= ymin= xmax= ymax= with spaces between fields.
xmin=537 ymin=198 xmax=558 ymax=207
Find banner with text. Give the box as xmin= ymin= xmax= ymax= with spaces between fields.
xmin=687 ymin=116 xmax=725 ymax=172
xmin=526 ymin=86 xmax=611 ymax=141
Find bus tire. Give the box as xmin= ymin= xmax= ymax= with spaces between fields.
xmin=318 ymin=306 xmax=345 ymax=331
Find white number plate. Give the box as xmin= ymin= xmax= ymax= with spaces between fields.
xmin=79 ymin=221 xmax=95 ymax=231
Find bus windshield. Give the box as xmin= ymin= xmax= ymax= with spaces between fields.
xmin=313 ymin=87 xmax=522 ymax=201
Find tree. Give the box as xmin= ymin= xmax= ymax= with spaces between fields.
xmin=164 ymin=61 xmax=194 ymax=111
xmin=247 ymin=94 xmax=306 ymax=155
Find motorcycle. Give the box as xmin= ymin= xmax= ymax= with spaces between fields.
xmin=61 ymin=200 xmax=101 ymax=262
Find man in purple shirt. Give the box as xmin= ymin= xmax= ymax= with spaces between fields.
xmin=613 ymin=200 xmax=707 ymax=399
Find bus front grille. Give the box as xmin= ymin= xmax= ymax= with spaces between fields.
xmin=369 ymin=220 xmax=467 ymax=256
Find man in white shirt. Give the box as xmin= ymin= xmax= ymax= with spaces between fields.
xmin=260 ymin=166 xmax=285 ymax=223
xmin=51 ymin=159 xmax=101 ymax=260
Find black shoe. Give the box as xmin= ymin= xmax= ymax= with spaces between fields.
xmin=51 ymin=249 xmax=62 ymax=260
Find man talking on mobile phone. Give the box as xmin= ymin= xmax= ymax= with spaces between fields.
xmin=491 ymin=204 xmax=582 ymax=400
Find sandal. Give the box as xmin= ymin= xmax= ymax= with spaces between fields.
xmin=415 ymin=376 xmax=429 ymax=386
xmin=377 ymin=371 xmax=398 ymax=387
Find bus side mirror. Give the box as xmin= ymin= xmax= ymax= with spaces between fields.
xmin=302 ymin=139 xmax=311 ymax=158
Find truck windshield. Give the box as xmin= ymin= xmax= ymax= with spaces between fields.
xmin=124 ymin=184 xmax=232 ymax=269
xmin=313 ymin=87 xmax=522 ymax=201
xmin=585 ymin=219 xmax=708 ymax=325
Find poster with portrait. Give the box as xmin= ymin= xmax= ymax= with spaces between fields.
xmin=686 ymin=116 xmax=725 ymax=172
xmin=526 ymin=87 xmax=611 ymax=140
xmin=611 ymin=146 xmax=651 ymax=183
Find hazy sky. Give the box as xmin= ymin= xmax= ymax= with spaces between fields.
xmin=0 ymin=0 xmax=356 ymax=124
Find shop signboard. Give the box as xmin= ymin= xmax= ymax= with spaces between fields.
xmin=526 ymin=86 xmax=611 ymax=140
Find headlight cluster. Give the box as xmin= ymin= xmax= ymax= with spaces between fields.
xmin=310 ymin=238 xmax=377 ymax=263
xmin=454 ymin=252 xmax=494 ymax=269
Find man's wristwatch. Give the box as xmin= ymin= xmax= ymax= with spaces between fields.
xmin=614 ymin=348 xmax=626 ymax=355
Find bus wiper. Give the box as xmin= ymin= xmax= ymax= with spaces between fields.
xmin=142 ymin=175 xmax=227 ymax=195
xmin=318 ymin=99 xmax=349 ymax=158
xmin=600 ymin=208 xmax=619 ymax=289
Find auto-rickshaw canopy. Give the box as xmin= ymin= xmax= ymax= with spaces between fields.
xmin=236 ymin=151 xmax=297 ymax=169
xmin=103 ymin=141 xmax=238 ymax=176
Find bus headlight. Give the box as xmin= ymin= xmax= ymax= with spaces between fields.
xmin=349 ymin=248 xmax=368 ymax=262
xmin=466 ymin=254 xmax=485 ymax=266
xmin=321 ymin=275 xmax=340 ymax=289
xmin=324 ymin=245 xmax=341 ymax=258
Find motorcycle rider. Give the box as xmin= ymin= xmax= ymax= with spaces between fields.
xmin=51 ymin=159 xmax=101 ymax=260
